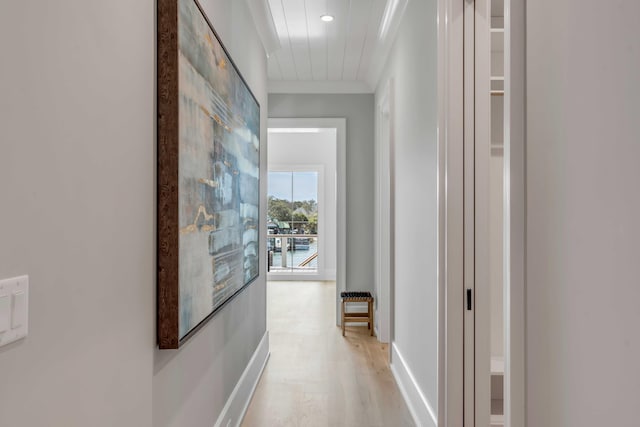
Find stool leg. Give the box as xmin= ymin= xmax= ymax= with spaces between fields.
xmin=341 ymin=300 xmax=345 ymax=337
xmin=367 ymin=300 xmax=371 ymax=330
xmin=370 ymin=300 xmax=374 ymax=336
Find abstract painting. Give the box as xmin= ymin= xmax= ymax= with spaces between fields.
xmin=158 ymin=0 xmax=260 ymax=349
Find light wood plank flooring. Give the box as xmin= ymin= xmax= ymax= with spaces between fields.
xmin=242 ymin=281 xmax=414 ymax=427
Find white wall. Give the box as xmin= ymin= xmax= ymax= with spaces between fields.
xmin=0 ymin=1 xmax=155 ymax=425
xmin=375 ymin=0 xmax=439 ymax=422
xmin=0 ymin=1 xmax=268 ymax=426
xmin=268 ymin=94 xmax=375 ymax=293
xmin=268 ymin=131 xmax=337 ymax=279
xmin=526 ymin=1 xmax=640 ymax=425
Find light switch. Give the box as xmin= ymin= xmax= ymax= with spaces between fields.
xmin=0 ymin=295 xmax=10 ymax=333
xmin=0 ymin=275 xmax=28 ymax=348
xmin=12 ymin=291 xmax=25 ymax=329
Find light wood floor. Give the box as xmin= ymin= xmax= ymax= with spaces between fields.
xmin=242 ymin=281 xmax=414 ymax=427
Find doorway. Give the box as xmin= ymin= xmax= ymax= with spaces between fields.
xmin=267 ymin=165 xmax=328 ymax=279
xmin=266 ymin=118 xmax=347 ymax=325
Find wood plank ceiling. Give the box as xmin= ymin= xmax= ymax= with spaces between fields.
xmin=267 ymin=0 xmax=388 ymax=87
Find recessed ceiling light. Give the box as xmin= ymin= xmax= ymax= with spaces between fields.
xmin=320 ymin=14 xmax=334 ymax=22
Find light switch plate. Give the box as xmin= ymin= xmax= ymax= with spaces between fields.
xmin=0 ymin=275 xmax=28 ymax=348
xmin=0 ymin=295 xmax=10 ymax=333
xmin=12 ymin=291 xmax=26 ymax=329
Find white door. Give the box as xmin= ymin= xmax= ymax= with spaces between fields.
xmin=463 ymin=0 xmax=501 ymax=424
xmin=462 ymin=0 xmax=478 ymax=423
xmin=463 ymin=0 xmax=525 ymax=425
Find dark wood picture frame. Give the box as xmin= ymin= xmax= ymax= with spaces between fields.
xmin=157 ymin=0 xmax=260 ymax=349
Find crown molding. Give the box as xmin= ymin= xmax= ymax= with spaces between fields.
xmin=366 ymin=0 xmax=410 ymax=90
xmin=244 ymin=0 xmax=280 ymax=57
xmin=268 ymin=80 xmax=374 ymax=94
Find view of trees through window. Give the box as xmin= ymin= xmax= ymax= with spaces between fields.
xmin=267 ymin=171 xmax=319 ymax=272
xmin=267 ymin=197 xmax=317 ymax=234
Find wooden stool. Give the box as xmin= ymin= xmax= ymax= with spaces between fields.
xmin=340 ymin=291 xmax=374 ymax=337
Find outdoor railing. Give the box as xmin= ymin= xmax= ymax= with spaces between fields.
xmin=266 ymin=233 xmax=318 ymax=272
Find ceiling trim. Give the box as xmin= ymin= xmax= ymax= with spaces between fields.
xmin=244 ymin=0 xmax=281 ymax=56
xmin=365 ymin=0 xmax=410 ymax=90
xmin=268 ymin=80 xmax=374 ymax=94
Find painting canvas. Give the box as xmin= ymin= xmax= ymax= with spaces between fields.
xmin=158 ymin=0 xmax=260 ymax=349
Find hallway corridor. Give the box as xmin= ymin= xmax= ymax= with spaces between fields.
xmin=242 ymin=281 xmax=414 ymax=426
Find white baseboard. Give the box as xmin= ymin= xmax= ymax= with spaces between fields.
xmin=390 ymin=343 xmax=437 ymax=427
xmin=214 ymin=331 xmax=270 ymax=427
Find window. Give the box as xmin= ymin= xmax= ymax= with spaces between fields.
xmin=267 ymin=171 xmax=319 ymax=273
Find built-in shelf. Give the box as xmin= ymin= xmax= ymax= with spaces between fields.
xmin=491 ymin=413 xmax=505 ymax=427
xmin=491 ymin=389 xmax=504 ymax=425
xmin=490 ymin=1 xmax=505 ymax=423
xmin=491 ymin=356 xmax=504 ymax=375
xmin=490 ymin=371 xmax=504 ymax=425
xmin=491 ymin=28 xmax=504 ymax=52
xmin=491 ymin=76 xmax=504 ymax=92
xmin=491 ymin=15 xmax=504 ymax=30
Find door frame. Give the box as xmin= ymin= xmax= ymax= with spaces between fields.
xmin=437 ymin=0 xmax=465 ymax=424
xmin=437 ymin=0 xmax=526 ymax=425
xmin=266 ymin=118 xmax=347 ymax=326
xmin=375 ymin=80 xmax=394 ymax=344
xmin=502 ymin=1 xmax=526 ymax=425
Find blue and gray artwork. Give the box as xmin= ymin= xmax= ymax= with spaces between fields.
xmin=177 ymin=0 xmax=260 ymax=339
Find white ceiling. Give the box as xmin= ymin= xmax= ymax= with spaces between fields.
xmin=266 ymin=0 xmax=393 ymax=93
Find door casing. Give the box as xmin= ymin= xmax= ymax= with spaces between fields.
xmin=375 ymin=80 xmax=394 ymax=344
